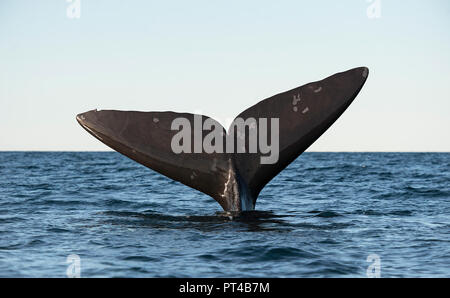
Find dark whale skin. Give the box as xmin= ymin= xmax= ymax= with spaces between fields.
xmin=77 ymin=67 xmax=369 ymax=211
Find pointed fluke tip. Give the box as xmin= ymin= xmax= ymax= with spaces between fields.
xmin=76 ymin=109 xmax=99 ymax=129
xmin=360 ymin=67 xmax=369 ymax=79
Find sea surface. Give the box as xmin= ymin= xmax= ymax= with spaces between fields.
xmin=0 ymin=152 xmax=448 ymax=277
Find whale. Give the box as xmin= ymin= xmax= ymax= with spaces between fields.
xmin=76 ymin=67 xmax=369 ymax=212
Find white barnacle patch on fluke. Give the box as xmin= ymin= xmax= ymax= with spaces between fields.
xmin=153 ymin=117 xmax=159 ymax=123
xmin=190 ymin=171 xmax=197 ymax=180
xmin=302 ymin=107 xmax=309 ymax=114
xmin=314 ymin=87 xmax=322 ymax=93
xmin=292 ymin=93 xmax=301 ymax=112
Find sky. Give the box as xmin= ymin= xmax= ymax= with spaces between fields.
xmin=0 ymin=0 xmax=449 ymax=151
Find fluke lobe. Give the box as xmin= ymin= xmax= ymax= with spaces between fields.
xmin=76 ymin=67 xmax=369 ymax=212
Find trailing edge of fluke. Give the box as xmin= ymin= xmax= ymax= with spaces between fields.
xmin=77 ymin=67 xmax=369 ymax=212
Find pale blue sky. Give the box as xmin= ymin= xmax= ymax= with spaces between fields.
xmin=1 ymin=0 xmax=449 ymax=151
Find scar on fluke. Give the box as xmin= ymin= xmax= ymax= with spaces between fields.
xmin=292 ymin=93 xmax=301 ymax=112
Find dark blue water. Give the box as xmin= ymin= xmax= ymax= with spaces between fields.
xmin=0 ymin=152 xmax=448 ymax=277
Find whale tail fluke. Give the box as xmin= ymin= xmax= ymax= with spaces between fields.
xmin=77 ymin=67 xmax=369 ymax=211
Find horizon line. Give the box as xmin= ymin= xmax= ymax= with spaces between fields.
xmin=0 ymin=150 xmax=449 ymax=153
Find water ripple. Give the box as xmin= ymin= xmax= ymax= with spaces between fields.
xmin=0 ymin=152 xmax=448 ymax=277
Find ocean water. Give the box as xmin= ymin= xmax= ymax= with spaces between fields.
xmin=0 ymin=152 xmax=448 ymax=278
